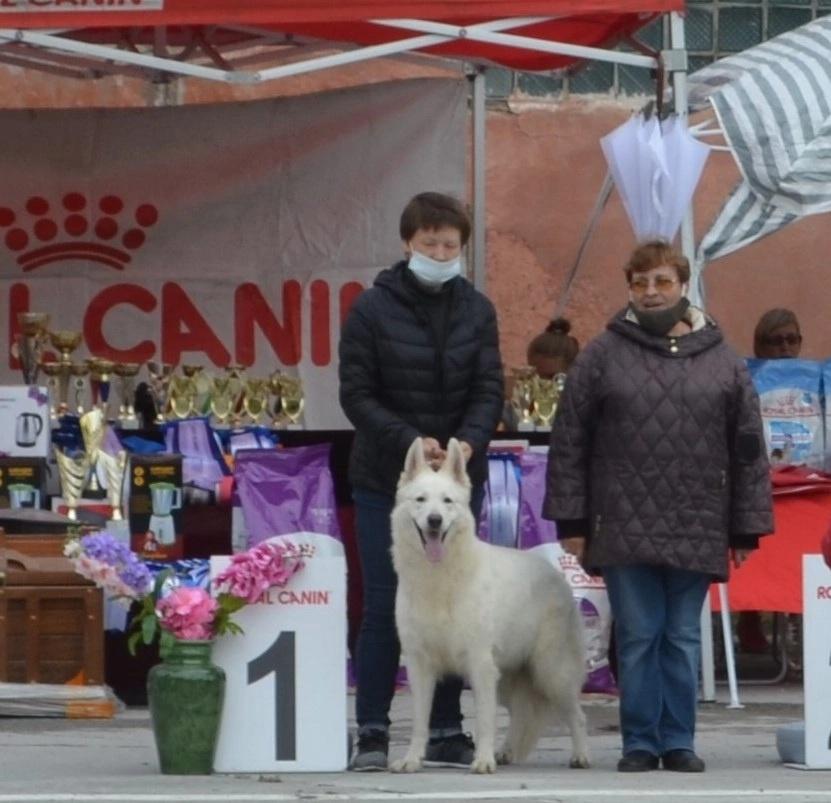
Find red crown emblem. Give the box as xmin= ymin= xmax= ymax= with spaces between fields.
xmin=0 ymin=193 xmax=159 ymax=271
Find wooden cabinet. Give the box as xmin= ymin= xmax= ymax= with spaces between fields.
xmin=0 ymin=528 xmax=104 ymax=685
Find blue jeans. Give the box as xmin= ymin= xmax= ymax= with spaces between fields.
xmin=353 ymin=485 xmax=484 ymax=735
xmin=603 ymin=565 xmax=711 ymax=756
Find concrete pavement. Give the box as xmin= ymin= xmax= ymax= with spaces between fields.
xmin=0 ymin=681 xmax=828 ymax=802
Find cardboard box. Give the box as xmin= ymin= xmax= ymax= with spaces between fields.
xmin=128 ymin=454 xmax=184 ymax=560
xmin=0 ymin=457 xmax=47 ymax=510
xmin=0 ymin=386 xmax=50 ymax=458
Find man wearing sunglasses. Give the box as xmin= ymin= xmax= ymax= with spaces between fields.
xmin=543 ymin=240 xmax=773 ymax=775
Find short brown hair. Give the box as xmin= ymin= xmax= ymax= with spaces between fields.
xmin=527 ymin=317 xmax=579 ymax=366
xmin=399 ymin=192 xmax=471 ymax=245
xmin=753 ymin=308 xmax=801 ymax=357
xmin=625 ymin=240 xmax=690 ymax=284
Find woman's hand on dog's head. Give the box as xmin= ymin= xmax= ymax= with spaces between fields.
xmin=422 ymin=437 xmax=446 ymax=469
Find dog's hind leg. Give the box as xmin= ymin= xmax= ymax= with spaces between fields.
xmin=555 ymin=694 xmax=590 ymax=769
xmin=468 ymin=656 xmax=499 ymax=774
xmin=498 ymin=677 xmax=548 ymax=765
xmin=390 ymin=656 xmax=435 ymax=773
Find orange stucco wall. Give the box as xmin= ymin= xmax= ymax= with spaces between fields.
xmin=2 ymin=64 xmax=828 ymax=369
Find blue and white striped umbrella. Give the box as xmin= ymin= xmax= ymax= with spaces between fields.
xmin=689 ymin=16 xmax=831 ymax=268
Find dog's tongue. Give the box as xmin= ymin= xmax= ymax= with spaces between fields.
xmin=424 ymin=535 xmax=445 ymax=563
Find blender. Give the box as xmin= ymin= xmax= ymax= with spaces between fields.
xmin=148 ymin=482 xmax=182 ymax=545
xmin=8 ymin=483 xmax=41 ymax=509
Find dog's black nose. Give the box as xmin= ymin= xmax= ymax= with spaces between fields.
xmin=427 ymin=513 xmax=442 ymax=530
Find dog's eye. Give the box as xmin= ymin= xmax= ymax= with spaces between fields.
xmin=415 ymin=495 xmax=426 ymax=503
xmin=443 ymin=497 xmax=453 ymax=505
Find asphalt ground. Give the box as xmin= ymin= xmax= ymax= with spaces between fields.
xmin=0 ymin=680 xmax=827 ymax=803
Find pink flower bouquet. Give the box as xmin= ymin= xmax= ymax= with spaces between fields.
xmin=66 ymin=531 xmax=310 ymax=654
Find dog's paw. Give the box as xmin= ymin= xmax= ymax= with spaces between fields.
xmin=390 ymin=755 xmax=423 ymax=773
xmin=569 ymin=754 xmax=590 ymax=769
xmin=495 ymin=748 xmax=513 ymax=766
xmin=470 ymin=754 xmax=497 ymax=774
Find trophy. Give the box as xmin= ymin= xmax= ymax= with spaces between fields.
xmin=242 ymin=378 xmax=270 ymax=425
xmin=40 ymin=360 xmax=63 ymax=423
xmin=168 ymin=373 xmax=196 ymax=419
xmin=70 ymin=362 xmax=90 ymax=415
xmin=268 ymin=370 xmax=283 ymax=427
xmin=87 ymin=358 xmax=115 ymax=419
xmin=532 ymin=376 xmax=558 ymax=431
xmin=278 ymin=375 xmax=305 ymax=429
xmin=510 ymin=366 xmax=537 ymax=431
xmin=80 ymin=408 xmax=105 ymax=494
xmin=114 ymin=362 xmax=141 ymax=428
xmin=225 ymin=364 xmax=246 ymax=426
xmin=182 ymin=364 xmax=208 ymax=416
xmin=14 ymin=311 xmax=50 ymax=385
xmin=54 ymin=448 xmax=89 ymax=521
xmin=147 ymin=361 xmax=175 ymax=423
xmin=209 ymin=374 xmax=235 ymax=428
xmin=98 ymin=448 xmax=129 ymax=543
xmin=48 ymin=330 xmax=83 ymax=415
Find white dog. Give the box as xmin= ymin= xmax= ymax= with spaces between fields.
xmin=390 ymin=437 xmax=590 ymax=774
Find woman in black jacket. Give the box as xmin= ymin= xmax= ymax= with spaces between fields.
xmin=339 ymin=192 xmax=503 ymax=771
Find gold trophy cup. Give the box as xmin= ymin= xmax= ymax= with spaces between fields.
xmin=531 ymin=376 xmax=558 ymax=430
xmin=114 ymin=362 xmax=141 ymax=428
xmin=168 ymin=373 xmax=196 ymax=419
xmin=80 ymin=409 xmax=105 ymax=494
xmin=48 ymin=330 xmax=83 ymax=415
xmin=14 ymin=312 xmax=50 ymax=385
xmin=510 ymin=366 xmax=537 ymax=431
xmin=70 ymin=362 xmax=90 ymax=415
xmin=147 ymin=361 xmax=175 ymax=423
xmin=242 ymin=378 xmax=270 ymax=425
xmin=209 ymin=375 xmax=235 ymax=428
xmin=279 ymin=375 xmax=305 ymax=429
xmin=54 ymin=448 xmax=89 ymax=521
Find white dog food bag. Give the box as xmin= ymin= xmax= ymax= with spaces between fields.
xmin=747 ymin=358 xmax=825 ymax=469
xmin=516 ymin=451 xmax=617 ymax=695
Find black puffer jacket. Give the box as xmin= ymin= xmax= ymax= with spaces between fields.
xmin=339 ymin=261 xmax=504 ymax=497
xmin=542 ymin=308 xmax=773 ymax=581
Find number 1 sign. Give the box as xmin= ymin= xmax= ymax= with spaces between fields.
xmin=210 ymin=535 xmax=348 ymax=772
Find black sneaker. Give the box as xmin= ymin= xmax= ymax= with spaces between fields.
xmin=423 ymin=732 xmax=475 ymax=768
xmin=349 ymin=730 xmax=389 ymax=772
xmin=617 ymin=750 xmax=659 ymax=772
xmin=662 ymin=749 xmax=705 ymax=773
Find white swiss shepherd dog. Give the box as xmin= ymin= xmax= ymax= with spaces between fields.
xmin=390 ymin=437 xmax=590 ymax=774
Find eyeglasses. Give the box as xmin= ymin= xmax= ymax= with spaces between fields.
xmin=628 ymin=276 xmax=678 ymax=294
xmin=762 ymin=333 xmax=802 ymax=347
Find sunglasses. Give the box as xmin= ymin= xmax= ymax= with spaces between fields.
xmin=629 ymin=276 xmax=678 ymax=294
xmin=762 ymin=333 xmax=802 ymax=347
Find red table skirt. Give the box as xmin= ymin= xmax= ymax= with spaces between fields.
xmin=711 ymin=490 xmax=831 ymax=614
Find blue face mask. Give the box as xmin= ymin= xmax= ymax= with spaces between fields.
xmin=407 ymin=250 xmax=463 ymax=287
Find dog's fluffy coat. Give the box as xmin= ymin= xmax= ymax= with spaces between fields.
xmin=390 ymin=438 xmax=590 ymax=773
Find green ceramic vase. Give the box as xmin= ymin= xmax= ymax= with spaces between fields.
xmin=147 ymin=639 xmax=226 ymax=774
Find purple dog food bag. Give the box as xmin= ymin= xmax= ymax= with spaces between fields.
xmin=233 ymin=444 xmax=342 ymax=548
xmin=518 ymin=450 xmax=617 ymax=695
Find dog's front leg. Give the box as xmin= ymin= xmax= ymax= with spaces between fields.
xmin=468 ymin=658 xmax=499 ymax=773
xmin=390 ymin=656 xmax=435 ymax=773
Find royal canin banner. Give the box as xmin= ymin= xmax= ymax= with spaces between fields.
xmin=0 ymin=78 xmax=466 ymax=427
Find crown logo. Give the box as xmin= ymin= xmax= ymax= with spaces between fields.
xmin=0 ymin=193 xmax=159 ymax=271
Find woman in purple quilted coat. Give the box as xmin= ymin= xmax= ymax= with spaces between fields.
xmin=543 ymin=240 xmax=773 ymax=774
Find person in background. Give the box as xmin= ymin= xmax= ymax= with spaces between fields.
xmin=339 ymin=191 xmax=504 ymax=771
xmin=753 ymin=308 xmax=802 ymax=360
xmin=502 ymin=317 xmax=579 ymax=430
xmin=527 ymin=317 xmax=580 ymax=380
xmin=737 ymin=309 xmax=803 ymax=658
xmin=543 ymin=240 xmax=773 ymax=774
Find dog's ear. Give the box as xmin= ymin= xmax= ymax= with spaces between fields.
xmin=401 ymin=437 xmax=427 ymax=483
xmin=444 ymin=438 xmax=470 ymax=487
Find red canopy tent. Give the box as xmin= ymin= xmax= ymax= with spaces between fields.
xmin=0 ymin=1 xmax=682 ymax=82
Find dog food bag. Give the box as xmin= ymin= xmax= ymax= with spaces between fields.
xmin=517 ymin=451 xmax=617 ymax=695
xmin=233 ymin=444 xmax=342 ymax=548
xmin=824 ymin=361 xmax=831 ymax=472
xmin=747 ymin=358 xmax=824 ymax=469
xmin=478 ymin=454 xmax=520 ymax=547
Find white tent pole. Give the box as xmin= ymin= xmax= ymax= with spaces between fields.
xmin=668 ymin=9 xmax=720 ymax=705
xmin=472 ymin=68 xmax=487 ymax=293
